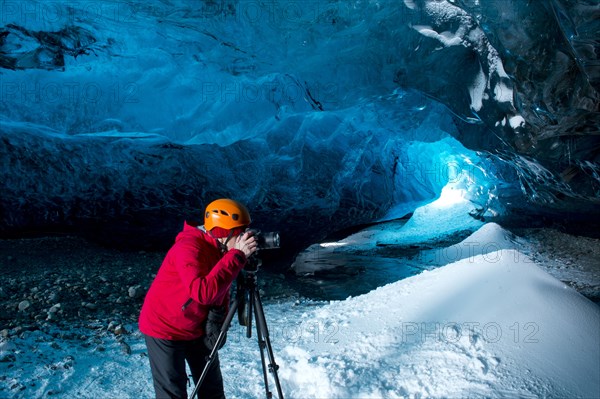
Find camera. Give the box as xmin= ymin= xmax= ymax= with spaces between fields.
xmin=251 ymin=229 xmax=280 ymax=250
xmin=243 ymin=229 xmax=280 ymax=272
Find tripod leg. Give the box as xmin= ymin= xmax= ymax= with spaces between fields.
xmin=254 ymin=298 xmax=272 ymax=399
xmin=189 ymin=299 xmax=239 ymax=399
xmin=253 ymin=290 xmax=285 ymax=399
xmin=246 ymin=288 xmax=254 ymax=338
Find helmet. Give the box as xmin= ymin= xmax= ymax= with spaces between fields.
xmin=204 ymin=198 xmax=251 ymax=232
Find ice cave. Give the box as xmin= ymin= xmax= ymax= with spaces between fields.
xmin=0 ymin=1 xmax=599 ymax=398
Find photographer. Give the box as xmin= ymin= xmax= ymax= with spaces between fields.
xmin=139 ymin=198 xmax=257 ymax=399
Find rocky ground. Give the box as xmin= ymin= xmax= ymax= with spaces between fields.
xmin=0 ymin=236 xmax=292 ymax=343
xmin=0 ymin=236 xmax=163 ymax=342
xmin=0 ymin=236 xmax=164 ymax=394
xmin=513 ymin=228 xmax=600 ymax=304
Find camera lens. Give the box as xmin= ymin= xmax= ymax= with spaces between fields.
xmin=259 ymin=232 xmax=280 ymax=249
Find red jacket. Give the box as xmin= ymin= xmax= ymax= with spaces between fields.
xmin=139 ymin=222 xmax=247 ymax=340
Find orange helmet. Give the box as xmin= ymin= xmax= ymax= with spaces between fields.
xmin=204 ymin=198 xmax=251 ymax=231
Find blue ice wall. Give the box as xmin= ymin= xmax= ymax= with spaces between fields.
xmin=1 ymin=0 xmax=598 ymax=249
xmin=1 ymin=88 xmax=499 ymax=250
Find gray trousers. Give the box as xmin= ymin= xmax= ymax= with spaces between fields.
xmin=144 ymin=335 xmax=225 ymax=399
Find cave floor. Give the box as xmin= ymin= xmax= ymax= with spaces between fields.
xmin=0 ymin=226 xmax=598 ymax=337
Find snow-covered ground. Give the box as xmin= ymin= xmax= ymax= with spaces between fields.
xmin=1 ymin=197 xmax=599 ymax=398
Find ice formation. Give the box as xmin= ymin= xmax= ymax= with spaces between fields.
xmin=1 ymin=0 xmax=598 ymax=250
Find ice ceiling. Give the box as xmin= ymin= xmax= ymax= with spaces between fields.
xmin=0 ymin=0 xmax=599 ymax=251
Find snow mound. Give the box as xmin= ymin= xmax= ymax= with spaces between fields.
xmin=276 ymin=225 xmax=600 ymax=398
xmin=417 ymin=222 xmax=521 ymax=266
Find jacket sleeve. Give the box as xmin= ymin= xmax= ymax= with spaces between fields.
xmin=174 ymin=241 xmax=247 ymax=306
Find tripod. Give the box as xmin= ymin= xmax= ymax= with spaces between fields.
xmin=190 ymin=271 xmax=284 ymax=399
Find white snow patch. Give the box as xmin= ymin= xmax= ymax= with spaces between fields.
xmin=509 ymin=115 xmax=526 ymax=129
xmin=469 ymin=64 xmax=487 ymax=112
xmin=494 ymin=81 xmax=513 ymax=104
xmin=403 ymin=0 xmax=417 ymax=10
xmin=413 ymin=25 xmax=463 ymax=47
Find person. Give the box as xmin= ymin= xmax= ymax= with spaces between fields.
xmin=139 ymin=198 xmax=258 ymax=399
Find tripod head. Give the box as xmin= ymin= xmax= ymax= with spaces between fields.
xmin=236 ymin=269 xmax=257 ymax=328
xmin=245 ymin=254 xmax=262 ymax=273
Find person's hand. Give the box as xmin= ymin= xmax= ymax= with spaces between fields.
xmin=228 ymin=230 xmax=258 ymax=258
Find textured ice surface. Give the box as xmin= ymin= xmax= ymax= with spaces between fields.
xmin=0 ymin=0 xmax=598 ymax=249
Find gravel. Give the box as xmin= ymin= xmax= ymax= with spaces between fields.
xmin=0 ymin=236 xmax=163 ymax=339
